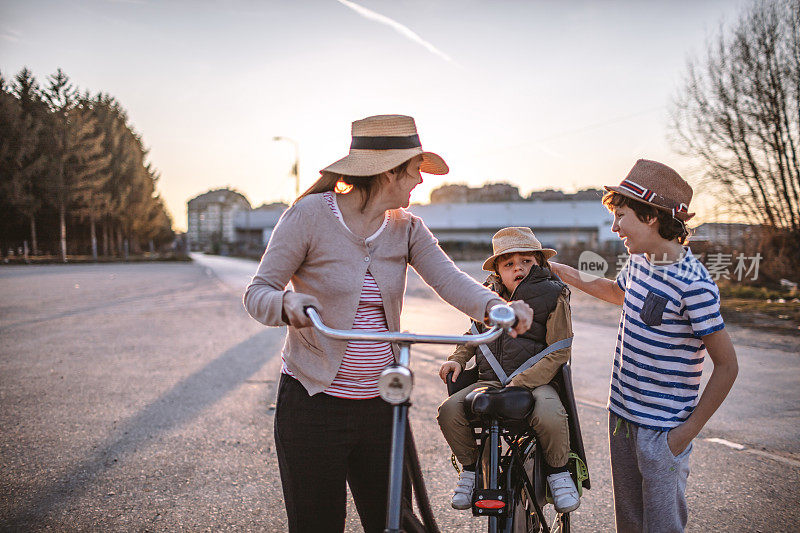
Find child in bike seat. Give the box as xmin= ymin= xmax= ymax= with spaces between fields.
xmin=437 ymin=226 xmax=580 ymax=513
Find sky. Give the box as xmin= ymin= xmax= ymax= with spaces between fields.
xmin=1 ymin=0 xmax=748 ymax=232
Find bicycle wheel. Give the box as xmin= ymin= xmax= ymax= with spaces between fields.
xmin=551 ymin=511 xmax=569 ymax=533
xmin=509 ymin=484 xmax=539 ymax=533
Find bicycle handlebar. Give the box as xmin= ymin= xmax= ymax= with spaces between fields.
xmin=304 ymin=304 xmax=515 ymax=347
xmin=301 ymin=303 xmax=518 ymax=532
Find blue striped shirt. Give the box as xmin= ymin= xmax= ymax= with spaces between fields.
xmin=610 ymin=248 xmax=725 ymax=430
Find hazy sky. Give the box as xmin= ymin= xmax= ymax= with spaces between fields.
xmin=1 ymin=0 xmax=747 ymax=231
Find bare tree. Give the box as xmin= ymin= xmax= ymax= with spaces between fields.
xmin=671 ymin=0 xmax=800 ymax=235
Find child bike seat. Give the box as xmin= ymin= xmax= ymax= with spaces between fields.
xmin=464 ymin=386 xmax=535 ymax=421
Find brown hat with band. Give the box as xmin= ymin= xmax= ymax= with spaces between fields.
xmin=320 ymin=114 xmax=448 ymax=177
xmin=482 ymin=227 xmax=557 ymax=271
xmin=604 ymin=159 xmax=695 ymax=221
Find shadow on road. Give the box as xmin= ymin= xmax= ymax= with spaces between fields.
xmin=3 ymin=328 xmax=278 ymax=529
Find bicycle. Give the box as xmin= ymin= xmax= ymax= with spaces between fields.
xmin=445 ymin=359 xmax=590 ymax=533
xmin=304 ymin=304 xmax=588 ymax=533
xmin=305 ymin=304 xmax=516 ymax=533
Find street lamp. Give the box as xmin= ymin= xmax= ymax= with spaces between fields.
xmin=272 ymin=136 xmax=300 ymax=198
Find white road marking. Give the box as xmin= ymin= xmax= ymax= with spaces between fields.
xmin=744 ymin=448 xmax=800 ymax=468
xmin=704 ymin=437 xmax=745 ymax=450
xmin=701 ymin=438 xmax=800 ymax=469
xmin=576 ymin=399 xmax=800 ymax=469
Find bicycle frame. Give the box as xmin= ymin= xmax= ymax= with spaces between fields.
xmin=305 ymin=305 xmax=516 ymax=533
xmin=472 ymin=420 xmax=549 ymax=533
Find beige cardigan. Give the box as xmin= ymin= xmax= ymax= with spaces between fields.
xmin=243 ymin=193 xmax=498 ymax=395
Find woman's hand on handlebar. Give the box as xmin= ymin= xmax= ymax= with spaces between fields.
xmin=282 ymin=291 xmax=322 ymax=328
xmin=484 ymin=298 xmax=532 ymax=338
xmin=507 ymin=300 xmax=533 ymax=338
xmin=439 ymin=361 xmax=462 ymax=383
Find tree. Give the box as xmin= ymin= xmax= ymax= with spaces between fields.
xmin=1 ymin=68 xmax=174 ymax=260
xmin=41 ymin=69 xmax=79 ymax=261
xmin=671 ymin=0 xmax=800 ymax=236
xmin=42 ymin=70 xmax=113 ymax=261
xmin=69 ymin=97 xmax=112 ymax=260
xmin=0 ymin=69 xmax=49 ymax=255
xmin=88 ymin=94 xmax=132 ymax=256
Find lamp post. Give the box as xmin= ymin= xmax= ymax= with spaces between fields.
xmin=272 ymin=136 xmax=300 ymax=199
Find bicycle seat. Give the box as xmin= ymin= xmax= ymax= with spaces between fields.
xmin=465 ymin=386 xmax=534 ymax=421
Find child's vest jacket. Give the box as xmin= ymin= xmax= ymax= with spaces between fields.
xmin=476 ymin=266 xmax=565 ymax=383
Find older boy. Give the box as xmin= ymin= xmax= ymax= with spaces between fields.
xmin=437 ymin=227 xmax=580 ymax=513
xmin=550 ymin=159 xmax=738 ymax=532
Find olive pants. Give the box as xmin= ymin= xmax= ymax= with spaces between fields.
xmin=437 ymin=380 xmax=570 ymax=468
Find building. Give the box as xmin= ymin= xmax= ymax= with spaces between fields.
xmin=407 ymin=200 xmax=616 ymax=251
xmin=690 ymin=222 xmax=764 ymax=248
xmin=234 ymin=202 xmax=288 ymax=249
xmin=189 ymin=185 xmax=618 ymax=257
xmin=430 ymin=183 xmax=522 ymax=203
xmin=187 ymin=189 xmax=251 ymax=252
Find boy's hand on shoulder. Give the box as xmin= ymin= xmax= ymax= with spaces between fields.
xmin=549 ymin=261 xmax=566 ymax=278
xmin=439 ymin=361 xmax=462 ymax=383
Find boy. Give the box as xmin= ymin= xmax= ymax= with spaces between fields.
xmin=550 ymin=159 xmax=738 ymax=532
xmin=437 ymin=227 xmax=580 ymax=513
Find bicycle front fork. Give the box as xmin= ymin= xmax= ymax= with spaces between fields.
xmin=383 ymin=344 xmax=413 ymax=533
xmin=385 ymin=402 xmax=408 ymax=533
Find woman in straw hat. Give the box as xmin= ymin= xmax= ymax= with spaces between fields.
xmin=244 ymin=114 xmax=533 ymax=532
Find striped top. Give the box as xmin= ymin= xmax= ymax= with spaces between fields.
xmin=281 ymin=191 xmax=393 ymax=399
xmin=610 ymin=248 xmax=725 ymax=431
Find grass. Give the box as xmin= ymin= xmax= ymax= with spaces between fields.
xmin=717 ymin=281 xmax=800 ymax=333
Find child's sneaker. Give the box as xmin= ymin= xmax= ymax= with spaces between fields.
xmin=450 ymin=470 xmax=475 ymax=510
xmin=546 ymin=471 xmax=580 ymax=513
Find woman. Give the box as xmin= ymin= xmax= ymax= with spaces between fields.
xmin=243 ymin=114 xmax=532 ymax=533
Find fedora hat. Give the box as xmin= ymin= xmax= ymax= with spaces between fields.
xmin=604 ymin=159 xmax=695 ymax=221
xmin=320 ymin=115 xmax=448 ymax=177
xmin=482 ymin=227 xmax=557 ymax=271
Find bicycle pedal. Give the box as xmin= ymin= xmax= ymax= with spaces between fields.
xmin=472 ymin=489 xmax=509 ymax=517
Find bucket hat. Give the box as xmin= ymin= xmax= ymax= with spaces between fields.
xmin=320 ymin=114 xmax=448 ymax=177
xmin=482 ymin=227 xmax=557 ymax=271
xmin=604 ymin=159 xmax=695 ymax=221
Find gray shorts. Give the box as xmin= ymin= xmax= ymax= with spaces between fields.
xmin=608 ymin=411 xmax=693 ymax=533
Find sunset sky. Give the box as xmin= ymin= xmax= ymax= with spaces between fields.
xmin=1 ymin=0 xmax=747 ymax=231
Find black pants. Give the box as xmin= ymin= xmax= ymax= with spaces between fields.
xmin=274 ymin=374 xmax=393 ymax=533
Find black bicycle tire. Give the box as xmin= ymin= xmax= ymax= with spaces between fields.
xmin=509 ymin=480 xmax=538 ymax=533
xmin=505 ymin=439 xmax=549 ymax=533
xmin=404 ymin=425 xmax=441 ymax=533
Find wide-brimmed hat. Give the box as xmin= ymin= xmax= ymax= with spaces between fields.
xmin=482 ymin=227 xmax=557 ymax=271
xmin=604 ymin=159 xmax=695 ymax=221
xmin=320 ymin=114 xmax=449 ymax=177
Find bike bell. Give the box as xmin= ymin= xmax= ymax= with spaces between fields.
xmin=488 ymin=304 xmax=516 ymax=330
xmin=378 ymin=365 xmax=413 ymax=404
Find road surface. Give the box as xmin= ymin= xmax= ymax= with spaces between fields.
xmin=0 ymin=255 xmax=797 ymax=531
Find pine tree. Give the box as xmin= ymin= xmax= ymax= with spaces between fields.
xmin=0 ymin=69 xmax=49 ymax=255
xmin=69 ymin=96 xmax=112 ymax=260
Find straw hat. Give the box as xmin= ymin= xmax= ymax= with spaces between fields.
xmin=482 ymin=227 xmax=557 ymax=271
xmin=320 ymin=115 xmax=448 ymax=177
xmin=604 ymin=159 xmax=695 ymax=221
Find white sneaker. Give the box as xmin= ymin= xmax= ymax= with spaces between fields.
xmin=547 ymin=471 xmax=580 ymax=513
xmin=450 ymin=470 xmax=476 ymax=510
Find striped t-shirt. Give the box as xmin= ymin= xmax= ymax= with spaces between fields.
xmin=281 ymin=191 xmax=394 ymax=399
xmin=610 ymin=248 xmax=725 ymax=431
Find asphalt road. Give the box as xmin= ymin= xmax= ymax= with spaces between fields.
xmin=1 ymin=256 xmax=798 ymax=532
